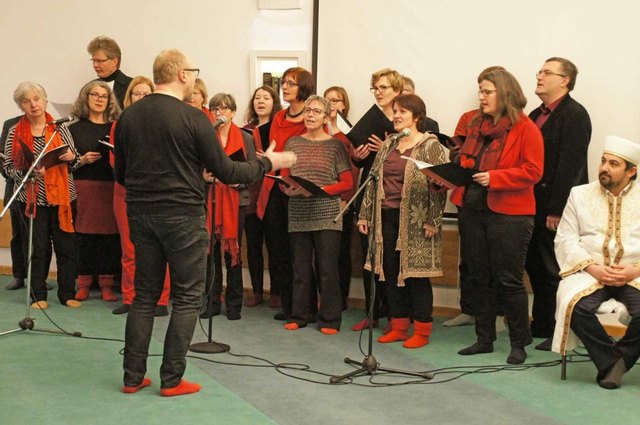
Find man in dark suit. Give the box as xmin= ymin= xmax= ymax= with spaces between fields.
xmin=526 ymin=57 xmax=592 ymax=350
xmin=87 ymin=36 xmax=132 ymax=109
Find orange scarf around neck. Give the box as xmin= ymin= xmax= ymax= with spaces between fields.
xmin=12 ymin=113 xmax=74 ymax=232
xmin=214 ymin=122 xmax=245 ymax=266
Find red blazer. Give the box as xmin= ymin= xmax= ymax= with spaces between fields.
xmin=450 ymin=115 xmax=544 ymax=215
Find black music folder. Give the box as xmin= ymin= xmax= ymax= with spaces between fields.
xmin=402 ymin=156 xmax=475 ymax=189
xmin=342 ymin=105 xmax=394 ymax=148
xmin=265 ymin=174 xmax=329 ymax=198
xmin=18 ymin=136 xmax=69 ymax=169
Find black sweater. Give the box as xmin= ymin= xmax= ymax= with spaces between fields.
xmin=114 ymin=93 xmax=271 ymax=216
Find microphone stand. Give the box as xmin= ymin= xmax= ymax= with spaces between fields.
xmin=190 ymin=177 xmax=229 ymax=353
xmin=0 ymin=124 xmax=81 ymax=338
xmin=329 ymin=135 xmax=432 ymax=383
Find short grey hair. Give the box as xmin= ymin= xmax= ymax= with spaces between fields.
xmin=304 ymin=95 xmax=331 ymax=116
xmin=13 ymin=81 xmax=48 ymax=107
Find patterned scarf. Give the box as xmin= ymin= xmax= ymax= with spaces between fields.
xmin=459 ymin=115 xmax=512 ymax=171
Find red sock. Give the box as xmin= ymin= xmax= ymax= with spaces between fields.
xmin=160 ymin=380 xmax=201 ymax=397
xmin=320 ymin=328 xmax=338 ymax=335
xmin=284 ymin=323 xmax=299 ymax=330
xmin=122 ymin=377 xmax=151 ymax=394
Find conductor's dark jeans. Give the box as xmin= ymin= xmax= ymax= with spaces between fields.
xmin=123 ymin=213 xmax=208 ymax=388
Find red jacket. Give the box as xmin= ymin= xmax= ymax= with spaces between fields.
xmin=450 ymin=115 xmax=544 ymax=215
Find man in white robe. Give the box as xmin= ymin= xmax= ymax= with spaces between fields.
xmin=552 ymin=135 xmax=640 ymax=389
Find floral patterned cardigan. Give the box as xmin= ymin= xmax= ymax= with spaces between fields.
xmin=357 ymin=132 xmax=446 ymax=286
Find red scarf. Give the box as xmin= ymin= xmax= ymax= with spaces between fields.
xmin=214 ymin=123 xmax=245 ymax=266
xmin=12 ymin=113 xmax=74 ymax=232
xmin=459 ymin=115 xmax=512 ymax=171
xmin=255 ymin=109 xmax=306 ymax=218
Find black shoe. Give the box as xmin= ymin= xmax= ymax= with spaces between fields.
xmin=227 ymin=311 xmax=241 ymax=320
xmin=5 ymin=278 xmax=25 ymax=290
xmin=273 ymin=311 xmax=288 ymax=321
xmin=200 ymin=306 xmax=221 ymax=319
xmin=506 ymin=347 xmax=527 ymax=364
xmin=458 ymin=342 xmax=494 ymax=356
xmin=155 ymin=305 xmax=169 ymax=317
xmin=535 ymin=337 xmax=553 ymax=351
xmin=112 ymin=304 xmax=130 ymax=315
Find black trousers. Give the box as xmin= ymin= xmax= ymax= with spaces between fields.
xmin=289 ymin=229 xmax=342 ymax=329
xmin=19 ymin=202 xmax=77 ymax=304
xmin=458 ymin=207 xmax=533 ymax=347
xmin=338 ymin=205 xmax=355 ymax=310
xmin=571 ymin=285 xmax=640 ymax=374
xmin=244 ymin=212 xmax=265 ymax=295
xmin=525 ymin=222 xmax=561 ymax=337
xmin=263 ymin=188 xmax=293 ymax=314
xmin=6 ymin=180 xmax=26 ymax=279
xmin=382 ymin=208 xmax=433 ymax=322
xmin=211 ymin=206 xmax=246 ymax=315
xmin=77 ymin=233 xmax=120 ymax=276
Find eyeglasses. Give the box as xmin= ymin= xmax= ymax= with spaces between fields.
xmin=183 ymin=68 xmax=200 ymax=77
xmin=88 ymin=92 xmax=109 ymax=101
xmin=281 ymin=80 xmax=298 ymax=87
xmin=90 ymin=58 xmax=112 ymax=64
xmin=326 ymin=98 xmax=343 ymax=104
xmin=131 ymin=91 xmax=151 ymax=98
xmin=303 ymin=107 xmax=325 ymax=116
xmin=210 ymin=105 xmax=230 ymax=113
xmin=370 ymin=85 xmax=391 ymax=93
xmin=478 ymin=89 xmax=497 ymax=97
xmin=536 ymin=70 xmax=566 ymax=78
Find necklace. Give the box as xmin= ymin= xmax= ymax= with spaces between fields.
xmin=286 ymin=106 xmax=304 ymax=118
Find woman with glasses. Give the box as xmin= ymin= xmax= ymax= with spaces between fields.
xmin=203 ymin=93 xmax=256 ymax=320
xmin=323 ymin=86 xmax=359 ymax=310
xmin=111 ymin=77 xmax=170 ymax=316
xmin=69 ymin=81 xmax=121 ymax=302
xmin=256 ymin=67 xmax=315 ymax=321
xmin=358 ymin=94 xmax=446 ymax=349
xmin=450 ymin=68 xmax=544 ymax=364
xmin=282 ymin=95 xmax=352 ymax=333
xmin=4 ymin=81 xmax=83 ymax=309
xmin=352 ymin=68 xmax=405 ymax=332
xmin=242 ymin=85 xmax=283 ymax=308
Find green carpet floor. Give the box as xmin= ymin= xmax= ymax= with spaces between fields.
xmin=1 ymin=276 xmax=638 ymax=425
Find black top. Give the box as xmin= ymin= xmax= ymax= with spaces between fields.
xmin=97 ymin=69 xmax=132 ymax=109
xmin=114 ymin=93 xmax=272 ymax=216
xmin=529 ymin=94 xmax=591 ymax=220
xmin=69 ymin=119 xmax=113 ymax=181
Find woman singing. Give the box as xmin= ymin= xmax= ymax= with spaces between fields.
xmin=358 ymin=94 xmax=446 ymax=348
xmin=282 ymin=95 xmax=352 ymax=333
xmin=453 ymin=68 xmax=544 ymax=364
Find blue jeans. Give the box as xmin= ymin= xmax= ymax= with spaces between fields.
xmin=123 ymin=213 xmax=208 ymax=388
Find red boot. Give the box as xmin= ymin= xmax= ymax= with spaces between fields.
xmin=377 ymin=318 xmax=410 ymax=343
xmin=99 ymin=274 xmax=118 ymax=302
xmin=403 ymin=321 xmax=432 ymax=349
xmin=75 ymin=275 xmax=92 ymax=301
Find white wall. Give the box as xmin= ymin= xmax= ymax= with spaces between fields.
xmin=0 ymin=0 xmax=313 ymax=128
xmin=316 ymin=0 xmax=640 ymax=182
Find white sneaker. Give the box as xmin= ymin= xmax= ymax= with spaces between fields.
xmin=443 ymin=313 xmax=475 ymax=327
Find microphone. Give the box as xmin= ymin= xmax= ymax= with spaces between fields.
xmin=389 ymin=128 xmax=411 ymax=142
xmin=47 ymin=115 xmax=75 ymax=126
xmin=213 ymin=116 xmax=226 ymax=129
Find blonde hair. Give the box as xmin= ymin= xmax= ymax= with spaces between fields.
xmin=124 ymin=76 xmax=155 ymax=108
xmin=153 ymin=49 xmax=190 ymax=85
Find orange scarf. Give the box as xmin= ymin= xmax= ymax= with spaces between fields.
xmin=214 ymin=123 xmax=245 ymax=266
xmin=12 ymin=113 xmax=74 ymax=232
